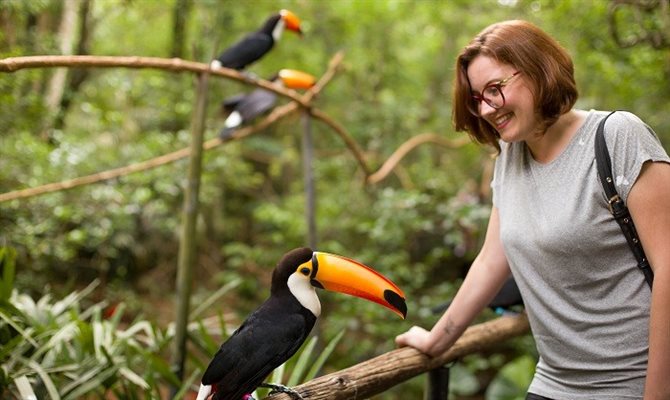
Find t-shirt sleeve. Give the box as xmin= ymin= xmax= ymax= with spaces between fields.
xmin=603 ymin=111 xmax=670 ymax=202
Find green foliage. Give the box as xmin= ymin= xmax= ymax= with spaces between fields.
xmin=0 ymin=253 xmax=185 ymax=398
xmin=0 ymin=248 xmax=16 ymax=302
xmin=486 ymin=355 xmax=537 ymax=400
xmin=1 ymin=0 xmax=669 ymax=397
xmin=0 ymin=254 xmax=249 ymax=399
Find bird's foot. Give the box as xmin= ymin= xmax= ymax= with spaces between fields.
xmin=259 ymin=383 xmax=303 ymax=400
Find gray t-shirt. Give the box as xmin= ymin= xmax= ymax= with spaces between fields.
xmin=492 ymin=110 xmax=669 ymax=399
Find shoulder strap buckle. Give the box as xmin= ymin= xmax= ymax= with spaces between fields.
xmin=607 ymin=194 xmax=622 ymax=214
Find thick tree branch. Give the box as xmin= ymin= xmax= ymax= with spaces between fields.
xmin=264 ymin=314 xmax=530 ymax=400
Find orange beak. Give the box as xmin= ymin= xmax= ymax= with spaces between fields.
xmin=278 ymin=69 xmax=316 ymax=90
xmin=280 ymin=9 xmax=302 ymax=36
xmin=300 ymin=252 xmax=407 ymax=319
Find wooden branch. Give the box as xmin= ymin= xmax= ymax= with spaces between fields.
xmin=301 ymin=51 xmax=345 ymax=104
xmin=0 ymin=55 xmax=310 ymax=107
xmin=367 ymin=133 xmax=471 ymax=185
xmin=264 ymin=314 xmax=530 ymax=400
xmin=309 ymin=108 xmax=372 ymax=176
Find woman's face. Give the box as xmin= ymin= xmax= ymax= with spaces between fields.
xmin=467 ymin=55 xmax=539 ymax=144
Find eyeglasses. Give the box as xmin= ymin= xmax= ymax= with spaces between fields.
xmin=468 ymin=71 xmax=521 ymax=116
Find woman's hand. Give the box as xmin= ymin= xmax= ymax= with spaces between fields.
xmin=395 ymin=326 xmax=434 ymax=354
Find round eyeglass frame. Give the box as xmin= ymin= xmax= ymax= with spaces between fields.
xmin=468 ymin=71 xmax=521 ymax=116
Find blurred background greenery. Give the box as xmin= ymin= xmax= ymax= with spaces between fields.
xmin=1 ymin=0 xmax=668 ymax=398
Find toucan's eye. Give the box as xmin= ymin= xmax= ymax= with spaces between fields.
xmin=300 ymin=267 xmax=310 ymax=276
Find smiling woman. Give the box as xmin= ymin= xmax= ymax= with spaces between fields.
xmin=396 ymin=19 xmax=670 ymax=400
xmin=452 ymin=20 xmax=579 ymax=153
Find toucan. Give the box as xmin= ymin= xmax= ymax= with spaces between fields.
xmin=196 ymin=247 xmax=407 ymax=400
xmin=211 ymin=10 xmax=302 ymax=71
xmin=219 ymin=69 xmax=315 ymax=140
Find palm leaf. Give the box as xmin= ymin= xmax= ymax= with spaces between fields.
xmin=13 ymin=375 xmax=36 ymax=400
xmin=22 ymin=358 xmax=61 ymax=400
xmin=286 ymin=335 xmax=318 ymax=387
xmin=304 ymin=329 xmax=345 ymax=381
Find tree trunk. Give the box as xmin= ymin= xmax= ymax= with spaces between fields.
xmin=170 ymin=0 xmax=192 ymax=59
xmin=54 ymin=0 xmax=94 ymax=131
xmin=171 ymin=71 xmax=210 ymax=393
xmin=45 ymin=0 xmax=79 ymax=115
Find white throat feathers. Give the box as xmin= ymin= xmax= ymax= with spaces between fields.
xmin=272 ymin=19 xmax=285 ymax=42
xmin=287 ymin=272 xmax=321 ymax=317
xmin=195 ymin=383 xmax=211 ymax=400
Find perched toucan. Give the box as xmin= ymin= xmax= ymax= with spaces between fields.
xmin=432 ymin=276 xmax=524 ymax=315
xmin=211 ymin=10 xmax=303 ymax=71
xmin=218 ymin=69 xmax=315 ymax=140
xmin=196 ymin=247 xmax=407 ymax=400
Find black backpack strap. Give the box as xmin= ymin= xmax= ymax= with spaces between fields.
xmin=595 ymin=111 xmax=653 ymax=289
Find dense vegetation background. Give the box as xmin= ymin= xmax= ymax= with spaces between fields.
xmin=1 ymin=0 xmax=668 ymax=398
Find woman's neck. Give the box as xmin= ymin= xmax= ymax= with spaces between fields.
xmin=526 ymin=109 xmax=587 ymax=164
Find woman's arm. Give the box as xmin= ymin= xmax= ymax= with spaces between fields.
xmin=627 ymin=161 xmax=670 ymax=400
xmin=395 ymin=207 xmax=512 ymax=357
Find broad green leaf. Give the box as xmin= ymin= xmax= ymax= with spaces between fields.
xmin=286 ymin=335 xmax=318 ymax=387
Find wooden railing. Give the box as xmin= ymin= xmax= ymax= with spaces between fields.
xmin=263 ymin=313 xmax=530 ymax=400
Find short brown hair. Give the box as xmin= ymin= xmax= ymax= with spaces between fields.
xmin=452 ymin=20 xmax=578 ymax=152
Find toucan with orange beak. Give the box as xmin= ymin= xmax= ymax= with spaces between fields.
xmin=219 ymin=69 xmax=315 ymax=140
xmin=211 ymin=10 xmax=302 ymax=71
xmin=196 ymin=247 xmax=407 ymax=400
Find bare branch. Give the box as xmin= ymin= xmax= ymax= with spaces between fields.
xmin=367 ymin=133 xmax=471 ymax=185
xmin=309 ymin=108 xmax=372 ymax=176
xmin=264 ymin=314 xmax=530 ymax=400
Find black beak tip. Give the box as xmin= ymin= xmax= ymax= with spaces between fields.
xmin=384 ymin=289 xmax=407 ymax=319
